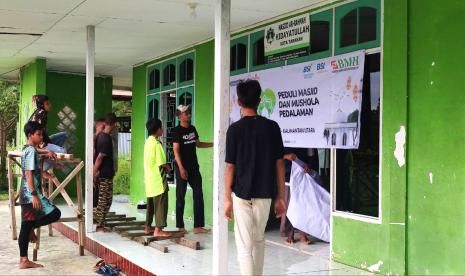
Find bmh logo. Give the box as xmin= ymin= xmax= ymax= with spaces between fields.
xmin=331 ymin=55 xmax=360 ymax=71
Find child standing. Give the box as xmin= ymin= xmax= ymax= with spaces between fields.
xmin=144 ymin=118 xmax=172 ymax=237
xmin=19 ymin=121 xmax=61 ymax=269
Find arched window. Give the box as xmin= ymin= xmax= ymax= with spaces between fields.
xmin=178 ymin=92 xmax=193 ymax=107
xmin=342 ymin=133 xmax=348 ymax=146
xmin=148 ymin=98 xmax=159 ymax=120
xmin=252 ymin=37 xmax=265 ymax=67
xmin=310 ymin=21 xmax=330 ymax=53
xmin=148 ymin=68 xmax=160 ymax=90
xmin=163 ymin=64 xmax=176 ymax=86
xmin=179 ymin=58 xmax=194 ymax=83
xmin=331 ymin=133 xmax=337 ymax=145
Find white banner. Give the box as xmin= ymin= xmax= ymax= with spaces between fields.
xmin=229 ymin=50 xmax=365 ymax=149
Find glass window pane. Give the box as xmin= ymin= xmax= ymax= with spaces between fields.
xmin=163 ymin=66 xmax=170 ymax=86
xmin=230 ymin=45 xmax=237 ymax=71
xmin=186 ymin=58 xmax=193 ymax=81
xmin=358 ymin=7 xmax=377 ymax=43
xmin=340 ymin=9 xmax=357 ymax=47
xmin=179 ymin=60 xmax=187 ymax=83
xmin=310 ymin=21 xmax=330 ymax=53
xmin=237 ymin=44 xmax=247 ymax=69
xmin=154 ymin=69 xmax=160 ymax=89
xmin=335 ymin=53 xmax=380 ymax=217
xmin=149 ymin=70 xmax=155 ymax=90
xmin=179 ymin=92 xmax=193 ymax=106
xmin=169 ymin=64 xmax=175 ymax=84
xmin=253 ymin=37 xmax=265 ymax=66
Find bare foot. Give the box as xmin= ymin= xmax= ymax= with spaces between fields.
xmin=96 ymin=226 xmax=111 ymax=233
xmin=178 ymin=228 xmax=188 ymax=234
xmin=19 ymin=258 xmax=44 ymax=269
xmin=144 ymin=226 xmax=154 ymax=234
xmin=193 ymin=227 xmax=210 ymax=234
xmin=286 ymin=236 xmax=294 ymax=244
xmin=153 ymin=229 xmax=172 ymax=238
xmin=29 ymin=229 xmax=37 ymax=243
xmin=300 ymin=235 xmax=311 ymax=245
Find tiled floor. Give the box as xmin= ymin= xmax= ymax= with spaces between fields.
xmin=58 ymin=201 xmax=371 ymax=275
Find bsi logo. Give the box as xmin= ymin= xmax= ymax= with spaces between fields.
xmin=303 ymin=65 xmax=312 ymax=73
xmin=316 ymin=63 xmax=325 ymax=71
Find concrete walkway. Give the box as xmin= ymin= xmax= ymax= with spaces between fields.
xmin=0 ymin=200 xmax=100 ymax=275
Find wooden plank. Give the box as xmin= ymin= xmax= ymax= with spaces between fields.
xmin=7 ymin=157 xmax=17 ymax=240
xmin=148 ymin=242 xmax=168 ymax=253
xmin=105 ymin=214 xmax=127 ymax=219
xmin=50 ymin=176 xmax=81 ymax=215
xmin=33 ymin=227 xmax=41 ymax=261
xmin=76 ymin=170 xmax=85 ymax=256
xmin=104 ymin=217 xmax=136 ymax=222
xmin=121 ymin=230 xmax=148 ymax=238
xmin=58 ymin=217 xmax=81 ymax=222
xmin=106 ymin=221 xmax=145 ymax=227
xmin=47 ymin=178 xmax=53 ymax=237
xmin=114 ymin=225 xmax=146 ymax=233
xmin=135 ymin=232 xmax=185 ymax=245
xmin=171 ymin=237 xmax=201 ymax=250
xmin=48 ymin=161 xmax=84 ymax=201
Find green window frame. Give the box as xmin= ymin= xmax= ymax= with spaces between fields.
xmin=177 ymin=52 xmax=195 ymax=87
xmin=230 ymin=36 xmax=248 ymax=76
xmin=161 ymin=58 xmax=177 ymax=91
xmin=147 ymin=64 xmax=161 ymax=94
xmin=249 ymin=30 xmax=284 ymax=72
xmin=176 ymin=86 xmax=195 ymax=124
xmin=288 ymin=10 xmax=333 ymax=65
xmin=335 ymin=0 xmax=381 ymax=55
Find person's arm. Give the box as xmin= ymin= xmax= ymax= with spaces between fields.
xmin=36 ymin=148 xmax=57 ymax=160
xmin=173 ymin=142 xmax=188 ymax=180
xmin=274 ymin=123 xmax=286 ymax=218
xmin=94 ymin=153 xmax=104 ymax=181
xmin=25 ymin=170 xmax=42 ymax=209
xmin=196 ymin=140 xmax=213 ymax=148
xmin=224 ymin=162 xmax=235 ymax=220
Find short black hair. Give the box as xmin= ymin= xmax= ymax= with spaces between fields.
xmin=146 ymin=118 xmax=162 ymax=135
xmin=96 ymin=118 xmax=105 ymax=123
xmin=24 ymin=121 xmax=42 ymax=138
xmin=237 ymin=79 xmax=262 ymax=108
xmin=105 ymin=113 xmax=117 ymax=125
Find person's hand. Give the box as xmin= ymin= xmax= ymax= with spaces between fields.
xmin=224 ymin=198 xmax=234 ymax=221
xmin=303 ymin=165 xmax=311 ymax=173
xmin=47 ymin=150 xmax=57 ymax=161
xmin=32 ymin=195 xmax=42 ymax=210
xmin=164 ymin=164 xmax=172 ymax=172
xmin=274 ymin=196 xmax=286 ymax=218
xmin=284 ymin=153 xmax=297 ymax=161
xmin=93 ymin=170 xmax=100 ymax=183
xmin=180 ymin=168 xmax=188 ymax=180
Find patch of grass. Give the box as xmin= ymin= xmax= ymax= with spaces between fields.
xmin=0 ymin=191 xmax=9 ymax=201
xmin=114 ymin=156 xmax=130 ymax=195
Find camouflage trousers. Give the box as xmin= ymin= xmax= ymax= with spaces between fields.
xmin=94 ymin=177 xmax=113 ymax=227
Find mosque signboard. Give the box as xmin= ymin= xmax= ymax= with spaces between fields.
xmin=229 ymin=50 xmax=366 ymax=149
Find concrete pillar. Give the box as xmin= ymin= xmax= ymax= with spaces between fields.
xmin=212 ymin=0 xmax=230 ymax=274
xmin=85 ymin=25 xmax=95 ymax=233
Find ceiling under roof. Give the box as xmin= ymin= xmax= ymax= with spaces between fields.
xmin=0 ymin=0 xmax=328 ymax=87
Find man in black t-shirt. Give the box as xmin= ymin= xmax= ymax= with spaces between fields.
xmin=225 ymin=79 xmax=286 ymax=276
xmin=172 ymin=105 xmax=213 ymax=234
xmin=93 ymin=113 xmax=117 ymax=231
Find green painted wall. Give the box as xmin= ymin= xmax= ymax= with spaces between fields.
xmin=45 ymin=72 xmax=113 ymax=196
xmin=130 ymin=41 xmax=215 ymax=225
xmin=407 ymin=0 xmax=465 ymax=274
xmin=332 ymin=1 xmax=408 ymax=274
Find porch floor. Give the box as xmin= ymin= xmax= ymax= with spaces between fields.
xmin=58 ymin=199 xmax=371 ymax=275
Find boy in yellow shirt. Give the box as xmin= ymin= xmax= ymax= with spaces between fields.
xmin=144 ymin=118 xmax=171 ymax=237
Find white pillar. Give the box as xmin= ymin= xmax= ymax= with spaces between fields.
xmin=85 ymin=25 xmax=95 ymax=233
xmin=212 ymin=0 xmax=230 ymax=275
